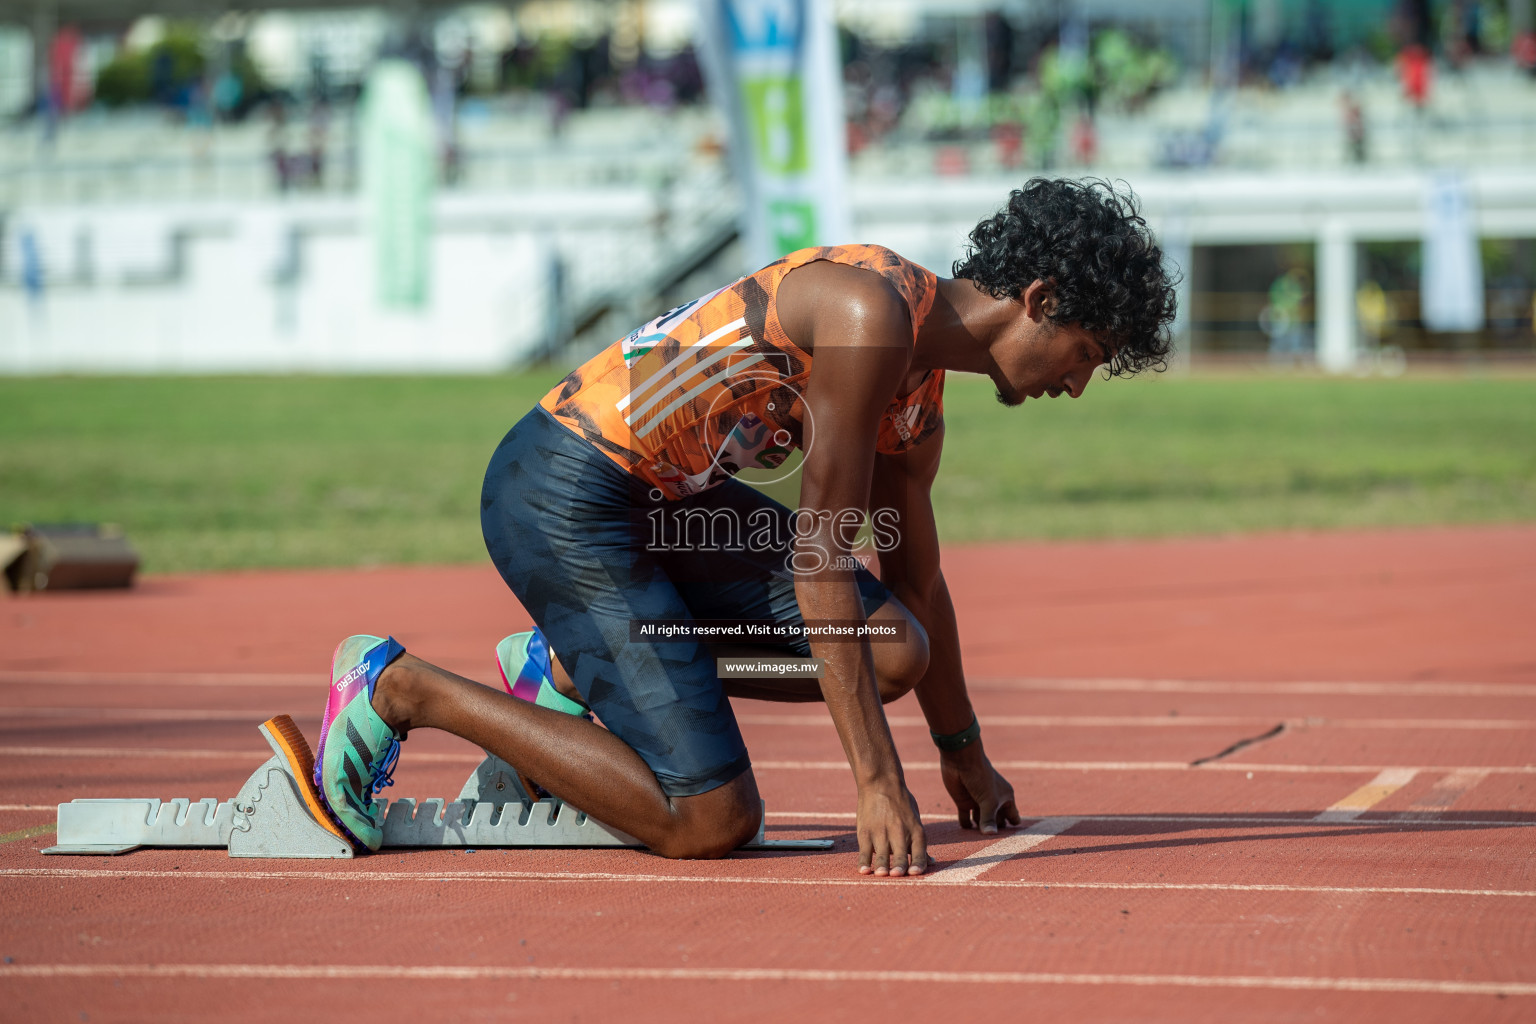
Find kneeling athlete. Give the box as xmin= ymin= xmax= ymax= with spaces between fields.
xmin=311 ymin=177 xmax=1177 ymax=876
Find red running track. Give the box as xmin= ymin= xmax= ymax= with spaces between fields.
xmin=1 ymin=525 xmax=1533 ymax=1022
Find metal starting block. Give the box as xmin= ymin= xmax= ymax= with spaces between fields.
xmin=42 ymin=715 xmax=832 ymax=858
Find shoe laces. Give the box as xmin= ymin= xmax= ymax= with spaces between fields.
xmin=366 ymin=736 xmax=402 ymax=803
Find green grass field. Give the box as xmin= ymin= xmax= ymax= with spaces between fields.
xmin=2 ymin=373 xmax=1533 ymax=574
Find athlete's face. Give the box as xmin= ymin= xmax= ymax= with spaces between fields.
xmin=989 ymin=284 xmax=1111 ymax=407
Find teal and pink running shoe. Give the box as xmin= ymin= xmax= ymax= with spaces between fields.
xmin=496 ymin=629 xmax=590 ymax=719
xmin=314 ymin=634 xmax=407 ymax=851
xmin=496 ymin=629 xmax=589 ymax=800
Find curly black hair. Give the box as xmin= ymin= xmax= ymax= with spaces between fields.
xmin=953 ymin=177 xmax=1178 ymax=377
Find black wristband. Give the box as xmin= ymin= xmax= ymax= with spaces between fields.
xmin=930 ymin=716 xmax=980 ymax=752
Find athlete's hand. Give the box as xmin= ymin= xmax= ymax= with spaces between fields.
xmin=855 ymin=779 xmax=928 ymax=877
xmin=941 ymin=741 xmax=1021 ymax=834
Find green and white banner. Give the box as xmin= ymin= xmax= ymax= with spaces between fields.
xmin=360 ymin=60 xmax=436 ymax=310
xmin=696 ymin=0 xmax=852 ymax=268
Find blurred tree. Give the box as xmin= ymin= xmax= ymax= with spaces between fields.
xmin=1092 ymin=29 xmax=1178 ymax=110
xmin=95 ymin=26 xmax=203 ymax=109
xmin=94 ymin=48 xmax=151 ymax=107
xmin=95 ymin=26 xmax=266 ymax=116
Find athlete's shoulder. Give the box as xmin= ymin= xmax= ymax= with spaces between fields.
xmin=777 ymin=255 xmax=913 ymax=333
xmin=826 ymin=244 xmax=939 ymax=329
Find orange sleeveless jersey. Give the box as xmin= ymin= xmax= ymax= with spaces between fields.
xmin=540 ymin=244 xmax=944 ymax=500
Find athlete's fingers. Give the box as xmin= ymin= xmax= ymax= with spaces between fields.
xmin=910 ymin=825 xmax=928 ymax=875
xmin=857 ymin=829 xmax=874 ymax=875
xmin=978 ymin=795 xmax=1000 ymax=835
xmin=999 ymin=796 xmax=1022 ymax=828
xmin=889 ymin=824 xmax=909 ymax=877
xmin=872 ymin=830 xmax=892 ymax=877
xmin=955 ymin=792 xmax=978 ymax=830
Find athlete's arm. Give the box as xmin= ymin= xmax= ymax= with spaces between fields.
xmin=870 ymin=427 xmax=1022 ymax=834
xmin=781 ymin=260 xmax=928 ymax=878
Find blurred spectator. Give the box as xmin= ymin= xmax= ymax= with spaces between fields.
xmin=20 ymin=229 xmax=44 ymax=309
xmin=49 ymin=26 xmax=85 ymax=115
xmin=1341 ymin=90 xmax=1367 ymax=163
xmin=187 ymin=78 xmax=213 ymax=129
xmin=1440 ymin=0 xmax=1486 ymax=67
xmin=1397 ymin=43 xmax=1433 ymax=108
xmin=992 ymin=121 xmax=1023 ymax=169
xmin=432 ymin=55 xmax=462 ymax=185
xmin=1157 ymin=95 xmax=1226 ymax=169
xmin=1487 ymin=274 xmax=1529 ymax=337
xmin=308 ymin=100 xmax=331 ymax=188
xmin=1070 ymin=112 xmax=1096 ymax=167
xmin=212 ymin=65 xmax=244 ymax=120
xmin=187 ymin=78 xmax=214 ymax=166
xmin=1514 ymin=29 xmax=1536 ymax=74
xmin=310 ymin=46 xmax=332 ymax=104
xmin=1260 ymin=268 xmax=1310 ymax=364
xmin=1356 ymin=280 xmax=1391 ymax=353
xmin=268 ymin=102 xmax=296 ymax=192
xmin=1266 ymin=44 xmax=1305 ymax=88
xmin=934 ymin=145 xmax=969 ymax=176
xmin=1399 ymin=0 xmax=1436 ymax=47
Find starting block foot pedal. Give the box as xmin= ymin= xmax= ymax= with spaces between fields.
xmin=229 ymin=715 xmax=355 ymax=859
xmin=44 ymin=716 xmax=833 ymax=858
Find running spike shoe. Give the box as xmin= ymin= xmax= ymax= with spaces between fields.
xmin=496 ymin=629 xmax=589 ymax=801
xmin=496 ymin=629 xmax=590 ymax=718
xmin=315 ymin=634 xmax=406 ymax=851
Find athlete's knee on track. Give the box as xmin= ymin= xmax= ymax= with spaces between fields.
xmin=651 ymin=776 xmax=762 ymax=860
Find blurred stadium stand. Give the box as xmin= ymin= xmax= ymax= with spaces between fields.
xmin=2 ymin=0 xmax=1534 ymax=372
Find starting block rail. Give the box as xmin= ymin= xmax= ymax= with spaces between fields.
xmin=41 ymin=715 xmax=832 ymax=859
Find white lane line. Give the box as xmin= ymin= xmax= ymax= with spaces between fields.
xmin=4 ymin=867 xmax=1533 ymax=899
xmin=757 ymin=760 xmax=1536 ymax=775
xmin=928 ymin=817 xmax=1078 ymax=883
xmin=1296 ymin=719 xmax=1536 ymax=731
xmin=972 ymin=678 xmax=1536 ymax=698
xmin=0 ymin=745 xmax=273 ymax=760
xmin=0 ymin=745 xmax=480 ymax=763
xmin=5 ymin=809 xmax=1525 ymax=830
xmin=763 ymin=811 xmax=1536 ymax=829
xmin=931 ymin=880 xmax=1536 ymax=897
xmin=0 ymin=963 xmax=1530 ymax=995
xmin=1398 ymin=769 xmax=1493 ymax=821
xmin=1 ymin=708 xmax=292 ymax=721
xmin=741 ymin=714 xmax=1536 ymax=731
xmin=4 ymin=810 xmax=1528 ymax=834
xmin=2 ymin=746 xmax=1531 ymax=777
xmin=1314 ymin=769 xmax=1420 ymax=822
xmin=742 ymin=715 xmax=1260 ymax=728
xmin=0 ymin=672 xmax=313 ymax=688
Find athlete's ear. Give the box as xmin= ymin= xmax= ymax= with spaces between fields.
xmin=1020 ymin=279 xmax=1057 ymax=322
